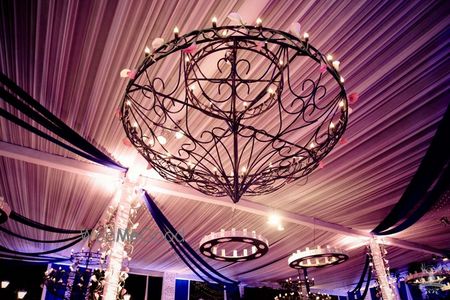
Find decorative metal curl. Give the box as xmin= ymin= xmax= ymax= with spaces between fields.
xmin=122 ymin=25 xmax=348 ymax=203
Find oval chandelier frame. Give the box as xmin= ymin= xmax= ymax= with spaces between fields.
xmin=288 ymin=245 xmax=348 ymax=269
xmin=199 ymin=228 xmax=269 ymax=262
xmin=121 ymin=24 xmax=348 ymax=203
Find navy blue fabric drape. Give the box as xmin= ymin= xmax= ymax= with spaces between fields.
xmin=348 ymin=254 xmax=372 ymax=300
xmin=0 ymin=72 xmax=126 ymax=171
xmin=142 ymin=190 xmax=240 ymax=299
xmin=372 ymin=105 xmax=450 ymax=235
xmin=0 ymin=237 xmax=83 ymax=256
xmin=0 ymin=226 xmax=85 ymax=243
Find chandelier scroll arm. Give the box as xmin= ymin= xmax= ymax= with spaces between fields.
xmin=129 ymin=82 xmax=230 ymax=123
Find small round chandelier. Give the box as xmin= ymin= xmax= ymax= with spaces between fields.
xmin=199 ymin=228 xmax=269 ymax=262
xmin=405 ymin=269 xmax=450 ymax=286
xmin=288 ymin=245 xmax=348 ymax=269
xmin=121 ymin=15 xmax=348 ymax=203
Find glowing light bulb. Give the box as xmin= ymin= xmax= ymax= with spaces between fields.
xmin=303 ymin=32 xmax=309 ymax=41
xmin=326 ymin=54 xmax=333 ymax=61
xmin=340 ymin=76 xmax=345 ymax=83
xmin=175 ymin=131 xmax=184 ymax=139
xmin=241 ymin=166 xmax=247 ymax=173
xmin=173 ymin=26 xmax=179 ymax=38
xmin=267 ymin=87 xmax=275 ymax=95
xmin=185 ymin=56 xmax=190 ymax=62
xmin=157 ymin=135 xmax=167 ymax=145
xmin=132 ymin=122 xmax=138 ymax=128
xmin=256 ymin=18 xmax=262 ymax=27
xmin=17 ymin=291 xmax=27 ymax=299
xmin=125 ymin=100 xmax=131 ymax=106
xmin=1 ymin=281 xmax=9 ymax=288
xmin=144 ymin=137 xmax=154 ymax=146
xmin=212 ymin=16 xmax=217 ymax=27
xmin=267 ymin=213 xmax=281 ymax=225
xmin=144 ymin=46 xmax=151 ymax=56
xmin=309 ymin=142 xmax=316 ymax=149
xmin=279 ymin=59 xmax=284 ymax=66
xmin=329 ymin=122 xmax=335 ymax=129
xmin=332 ymin=60 xmax=340 ymax=71
xmin=222 ymin=29 xmax=228 ymax=37
xmin=188 ymin=85 xmax=195 ymax=91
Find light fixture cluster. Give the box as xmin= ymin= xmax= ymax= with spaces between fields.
xmin=274 ymin=291 xmax=331 ymax=300
xmin=199 ymin=228 xmax=269 ymax=262
xmin=288 ymin=245 xmax=348 ymax=269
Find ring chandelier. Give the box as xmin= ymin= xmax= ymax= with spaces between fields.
xmin=288 ymin=245 xmax=348 ymax=269
xmin=405 ymin=270 xmax=450 ymax=286
xmin=199 ymin=228 xmax=269 ymax=262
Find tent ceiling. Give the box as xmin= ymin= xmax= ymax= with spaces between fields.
xmin=0 ymin=0 xmax=448 ymax=292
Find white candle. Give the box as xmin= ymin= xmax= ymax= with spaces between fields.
xmin=332 ymin=60 xmax=340 ymax=71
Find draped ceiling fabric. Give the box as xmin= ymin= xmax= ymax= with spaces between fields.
xmin=0 ymin=0 xmax=449 ymax=293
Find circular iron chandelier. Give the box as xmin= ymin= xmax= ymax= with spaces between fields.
xmin=405 ymin=269 xmax=450 ymax=286
xmin=288 ymin=245 xmax=348 ymax=269
xmin=199 ymin=228 xmax=269 ymax=262
xmin=121 ymin=18 xmax=348 ymax=203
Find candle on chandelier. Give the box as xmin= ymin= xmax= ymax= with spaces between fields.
xmin=173 ymin=26 xmax=179 ymax=39
xmin=256 ymin=18 xmax=262 ymax=28
xmin=303 ymin=32 xmax=309 ymax=42
xmin=144 ymin=46 xmax=151 ymax=57
xmin=326 ymin=54 xmax=333 ymax=61
xmin=212 ymin=16 xmax=217 ymax=28
xmin=175 ymin=130 xmax=184 ymax=139
xmin=332 ymin=60 xmax=340 ymax=71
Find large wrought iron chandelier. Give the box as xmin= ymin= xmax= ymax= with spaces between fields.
xmin=121 ymin=16 xmax=348 ymax=203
